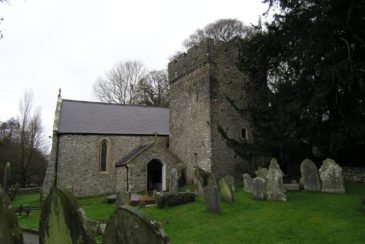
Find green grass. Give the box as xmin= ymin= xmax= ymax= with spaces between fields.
xmin=77 ymin=194 xmax=115 ymax=221
xmin=12 ymin=182 xmax=365 ymax=243
xmin=144 ymin=189 xmax=365 ymax=243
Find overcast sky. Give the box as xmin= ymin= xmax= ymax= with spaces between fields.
xmin=0 ymin=0 xmax=268 ymax=148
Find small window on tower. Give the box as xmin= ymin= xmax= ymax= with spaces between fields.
xmin=241 ymin=128 xmax=247 ymax=140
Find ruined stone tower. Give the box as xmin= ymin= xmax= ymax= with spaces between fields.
xmin=168 ymin=38 xmax=253 ymax=182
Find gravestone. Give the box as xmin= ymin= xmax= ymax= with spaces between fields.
xmin=169 ymin=168 xmax=179 ymax=194
xmin=0 ymin=185 xmax=24 ymax=244
xmin=319 ymin=158 xmax=345 ymax=193
xmin=115 ymin=192 xmax=123 ymax=207
xmin=300 ymin=159 xmax=321 ymax=191
xmin=266 ymin=158 xmax=287 ymax=201
xmin=207 ymin=172 xmax=218 ymax=188
xmin=103 ymin=206 xmax=169 ymax=244
xmin=242 ymin=173 xmax=253 ymax=193
xmin=218 ymin=178 xmax=233 ymax=203
xmin=224 ymin=175 xmax=235 ymax=192
xmin=252 ymin=177 xmax=266 ymax=200
xmin=39 ymin=187 xmax=96 ymax=244
xmin=255 ymin=168 xmax=268 ymax=179
xmin=203 ymin=185 xmax=220 ymax=214
xmin=115 ymin=191 xmax=131 ymax=207
xmin=283 ymin=183 xmax=300 ymax=191
xmin=194 ymin=167 xmax=208 ymax=195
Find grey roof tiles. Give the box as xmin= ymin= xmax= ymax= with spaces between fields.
xmin=58 ymin=99 xmax=169 ymax=135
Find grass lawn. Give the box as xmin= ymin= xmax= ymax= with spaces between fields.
xmin=12 ymin=182 xmax=365 ymax=243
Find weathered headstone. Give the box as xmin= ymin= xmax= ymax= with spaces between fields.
xmin=224 ymin=175 xmax=235 ymax=192
xmin=242 ymin=173 xmax=253 ymax=193
xmin=319 ymin=158 xmax=345 ymax=193
xmin=283 ymin=183 xmax=300 ymax=191
xmin=0 ymin=185 xmax=24 ymax=244
xmin=252 ymin=177 xmax=266 ymax=200
xmin=300 ymin=159 xmax=321 ymax=191
xmin=218 ymin=178 xmax=233 ymax=203
xmin=266 ymin=158 xmax=287 ymax=201
xmin=39 ymin=187 xmax=96 ymax=244
xmin=115 ymin=191 xmax=131 ymax=207
xmin=255 ymin=168 xmax=268 ymax=178
xmin=203 ymin=185 xmax=220 ymax=214
xmin=207 ymin=172 xmax=218 ymax=188
xmin=169 ymin=168 xmax=179 ymax=194
xmin=103 ymin=206 xmax=169 ymax=244
xmin=194 ymin=167 xmax=208 ymax=195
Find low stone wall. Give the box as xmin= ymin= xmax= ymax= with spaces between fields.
xmin=343 ymin=167 xmax=365 ymax=183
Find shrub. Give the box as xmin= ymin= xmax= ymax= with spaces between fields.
xmin=156 ymin=192 xmax=195 ymax=208
xmin=362 ymin=196 xmax=365 ymax=209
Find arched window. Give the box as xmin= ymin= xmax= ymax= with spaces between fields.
xmin=100 ymin=140 xmax=107 ymax=171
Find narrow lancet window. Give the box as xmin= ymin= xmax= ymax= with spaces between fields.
xmin=241 ymin=128 xmax=247 ymax=140
xmin=100 ymin=141 xmax=107 ymax=171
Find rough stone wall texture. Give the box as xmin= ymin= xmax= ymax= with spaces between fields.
xmin=209 ymin=38 xmax=252 ymax=180
xmin=123 ymin=143 xmax=183 ymax=192
xmin=115 ymin=167 xmax=127 ymax=193
xmin=169 ymin=40 xmax=212 ymax=183
xmin=168 ymin=38 xmax=252 ymax=182
xmin=56 ymin=134 xmax=168 ymax=197
xmin=343 ymin=167 xmax=365 ymax=183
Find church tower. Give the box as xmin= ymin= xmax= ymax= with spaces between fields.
xmin=168 ymin=38 xmax=253 ymax=182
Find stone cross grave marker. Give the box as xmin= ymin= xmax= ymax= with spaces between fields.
xmin=103 ymin=205 xmax=169 ymax=244
xmin=319 ymin=158 xmax=345 ymax=193
xmin=203 ymin=185 xmax=220 ymax=214
xmin=39 ymin=187 xmax=96 ymax=244
xmin=243 ymin=173 xmax=253 ymax=193
xmin=300 ymin=159 xmax=321 ymax=191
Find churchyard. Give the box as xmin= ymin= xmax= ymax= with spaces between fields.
xmin=9 ymin=183 xmax=365 ymax=243
xmin=1 ymin=158 xmax=365 ymax=243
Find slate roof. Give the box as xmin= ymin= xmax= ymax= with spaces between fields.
xmin=58 ymin=99 xmax=169 ymax=135
xmin=114 ymin=144 xmax=151 ymax=167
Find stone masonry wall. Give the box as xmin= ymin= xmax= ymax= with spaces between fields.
xmin=168 ymin=38 xmax=254 ymax=182
xmin=125 ymin=143 xmax=183 ymax=192
xmin=209 ymin=39 xmax=253 ymax=180
xmin=168 ymin=40 xmax=213 ymax=183
xmin=56 ymin=134 xmax=168 ymax=197
xmin=343 ymin=167 xmax=365 ymax=183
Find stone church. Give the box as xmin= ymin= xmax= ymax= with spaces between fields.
xmin=43 ymin=38 xmax=253 ymax=197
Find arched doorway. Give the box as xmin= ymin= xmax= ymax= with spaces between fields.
xmin=147 ymin=159 xmax=165 ymax=191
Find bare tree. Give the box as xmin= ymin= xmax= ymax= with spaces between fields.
xmin=137 ymin=70 xmax=169 ymax=106
xmin=183 ymin=19 xmax=253 ymax=49
xmin=18 ymin=91 xmax=46 ymax=186
xmin=93 ymin=61 xmax=147 ymax=104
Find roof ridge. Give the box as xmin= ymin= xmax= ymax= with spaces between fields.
xmin=62 ymin=99 xmax=170 ymax=109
